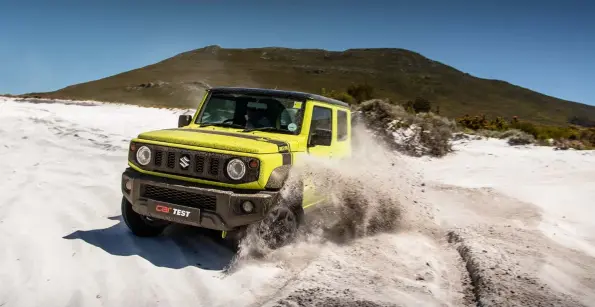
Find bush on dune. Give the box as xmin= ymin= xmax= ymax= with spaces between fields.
xmin=321 ymin=84 xmax=456 ymax=157
xmin=321 ymin=82 xmax=593 ymax=154
xmin=502 ymin=129 xmax=536 ymax=146
xmin=403 ymin=97 xmax=433 ymax=114
xmin=347 ymin=83 xmax=374 ymax=103
xmin=456 ymin=114 xmax=509 ymax=132
xmin=356 ymin=99 xmax=456 ymax=157
xmin=457 ymin=114 xmax=595 ymax=149
xmin=474 ymin=129 xmax=535 ymax=146
xmin=321 ymin=83 xmax=375 ymax=105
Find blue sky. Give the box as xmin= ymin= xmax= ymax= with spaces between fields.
xmin=1 ymin=0 xmax=593 ymax=105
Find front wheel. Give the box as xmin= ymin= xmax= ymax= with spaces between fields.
xmin=121 ymin=197 xmax=169 ymax=237
xmin=257 ymin=204 xmax=301 ymax=249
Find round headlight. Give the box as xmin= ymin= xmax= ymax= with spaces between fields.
xmin=136 ymin=146 xmax=152 ymax=166
xmin=226 ymin=158 xmax=246 ymax=180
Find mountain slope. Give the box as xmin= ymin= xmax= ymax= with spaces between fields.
xmin=26 ymin=45 xmax=595 ymax=126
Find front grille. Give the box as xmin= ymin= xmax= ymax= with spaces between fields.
xmin=130 ymin=143 xmax=260 ymax=184
xmin=166 ymin=152 xmax=175 ymax=169
xmin=195 ymin=155 xmax=205 ymax=173
xmin=142 ymin=185 xmax=217 ymax=211
xmin=154 ymin=150 xmax=163 ymax=166
xmin=209 ymin=157 xmax=220 ymax=175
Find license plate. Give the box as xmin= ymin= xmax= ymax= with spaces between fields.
xmin=146 ymin=200 xmax=200 ymax=223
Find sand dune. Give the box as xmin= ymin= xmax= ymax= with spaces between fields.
xmin=0 ymin=97 xmax=593 ymax=307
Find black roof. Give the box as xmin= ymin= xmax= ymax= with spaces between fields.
xmin=208 ymin=87 xmax=350 ymax=107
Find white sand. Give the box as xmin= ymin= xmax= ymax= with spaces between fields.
xmin=408 ymin=137 xmax=595 ymax=306
xmin=415 ymin=137 xmax=595 ymax=258
xmin=1 ymin=97 xmax=593 ymax=307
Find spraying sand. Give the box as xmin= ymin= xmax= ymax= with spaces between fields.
xmin=0 ymin=96 xmax=593 ymax=307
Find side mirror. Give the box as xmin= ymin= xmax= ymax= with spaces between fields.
xmin=178 ymin=115 xmax=192 ymax=127
xmin=309 ymin=128 xmax=332 ymax=147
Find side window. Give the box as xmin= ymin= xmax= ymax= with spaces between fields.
xmin=311 ymin=106 xmax=332 ymax=132
xmin=337 ymin=110 xmax=348 ymax=141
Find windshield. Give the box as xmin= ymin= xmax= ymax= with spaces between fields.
xmin=195 ymin=92 xmax=305 ymax=134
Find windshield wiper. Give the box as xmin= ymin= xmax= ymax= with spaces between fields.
xmin=199 ymin=122 xmax=245 ymax=129
xmin=242 ymin=127 xmax=293 ymax=134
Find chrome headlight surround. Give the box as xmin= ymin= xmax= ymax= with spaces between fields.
xmin=135 ymin=145 xmax=152 ymax=166
xmin=226 ymin=158 xmax=246 ymax=180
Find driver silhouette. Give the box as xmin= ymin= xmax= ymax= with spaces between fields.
xmin=245 ymin=108 xmax=272 ymax=129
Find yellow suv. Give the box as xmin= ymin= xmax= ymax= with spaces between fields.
xmin=121 ymin=87 xmax=351 ymax=248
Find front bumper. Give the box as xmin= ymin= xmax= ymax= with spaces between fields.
xmin=121 ymin=168 xmax=279 ymax=231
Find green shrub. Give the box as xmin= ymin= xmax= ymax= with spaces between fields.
xmin=403 ymin=97 xmax=432 ymax=114
xmin=474 ymin=129 xmax=535 ymax=145
xmin=321 ymin=83 xmax=375 ymax=104
xmin=457 ymin=113 xmax=595 ymax=149
xmin=347 ymin=83 xmax=374 ymax=103
xmin=413 ymin=97 xmax=432 ymax=113
xmin=357 ymin=99 xmax=456 ymax=157
xmin=414 ymin=112 xmax=457 ymax=156
xmin=504 ymin=129 xmax=536 ymax=146
xmin=321 ymin=88 xmax=355 ymax=104
xmin=456 ymin=114 xmax=492 ymax=130
xmin=509 ymin=121 xmax=539 ymax=138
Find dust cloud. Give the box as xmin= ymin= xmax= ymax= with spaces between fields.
xmin=232 ymin=123 xmax=435 ymax=263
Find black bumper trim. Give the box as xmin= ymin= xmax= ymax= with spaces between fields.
xmin=121 ymin=168 xmax=279 ymax=231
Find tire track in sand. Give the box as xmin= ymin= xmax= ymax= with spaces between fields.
xmin=429 ymin=184 xmax=595 ymax=307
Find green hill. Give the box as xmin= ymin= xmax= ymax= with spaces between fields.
xmin=24 ymin=45 xmax=595 ymax=126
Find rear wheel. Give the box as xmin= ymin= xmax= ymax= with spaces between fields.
xmin=121 ymin=197 xmax=169 ymax=237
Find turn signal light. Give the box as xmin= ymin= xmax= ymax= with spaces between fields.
xmin=249 ymin=159 xmax=259 ymax=168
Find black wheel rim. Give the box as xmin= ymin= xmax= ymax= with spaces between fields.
xmin=259 ymin=206 xmax=298 ymax=247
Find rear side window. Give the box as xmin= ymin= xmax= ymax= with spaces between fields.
xmin=337 ymin=110 xmax=348 ymax=141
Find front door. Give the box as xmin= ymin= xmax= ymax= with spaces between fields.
xmin=302 ymin=104 xmax=334 ymax=209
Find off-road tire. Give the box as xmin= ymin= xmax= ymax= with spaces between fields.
xmin=224 ymin=180 xmax=306 ymax=252
xmin=257 ymin=205 xmax=299 ymax=249
xmin=257 ymin=185 xmax=305 ymax=249
xmin=121 ymin=196 xmax=169 ymax=237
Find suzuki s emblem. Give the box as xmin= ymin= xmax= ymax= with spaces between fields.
xmin=180 ymin=154 xmax=190 ymax=170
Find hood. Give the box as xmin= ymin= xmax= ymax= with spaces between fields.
xmin=136 ymin=128 xmax=294 ymax=154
